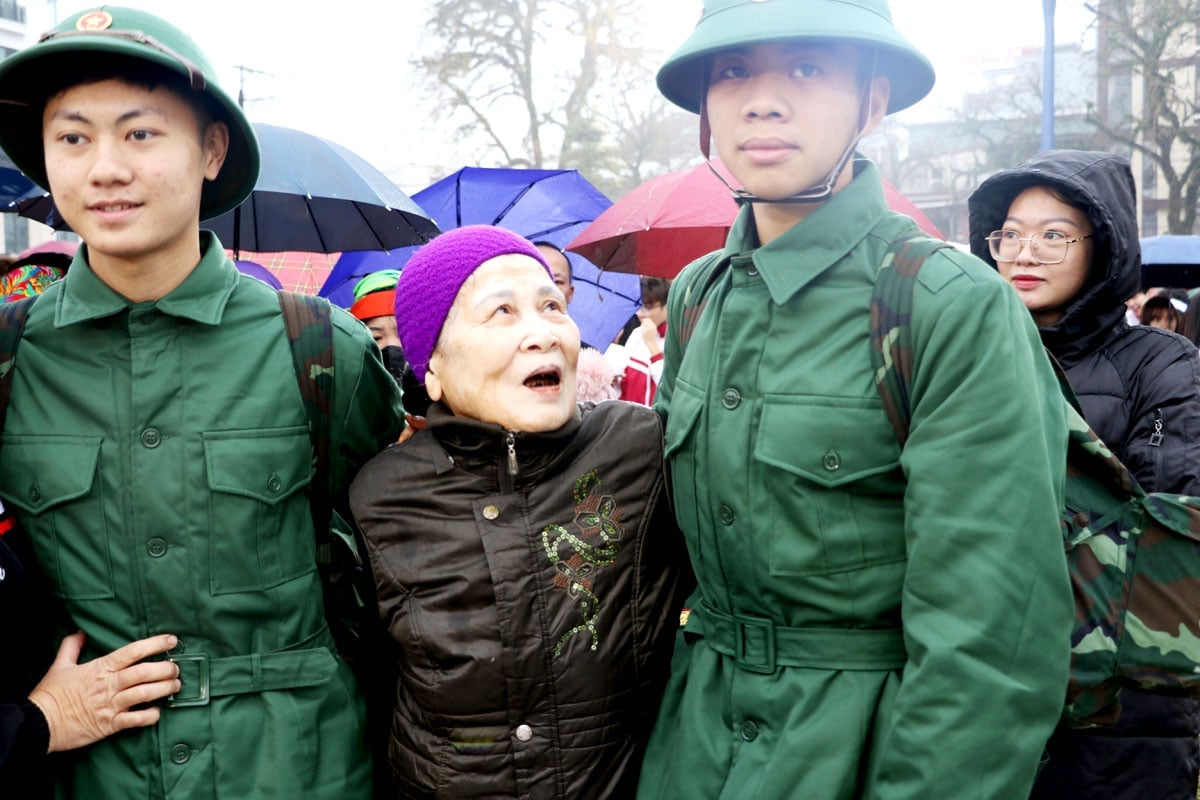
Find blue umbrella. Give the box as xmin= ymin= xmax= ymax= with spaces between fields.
xmin=412 ymin=167 xmax=639 ymax=348
xmin=204 ymin=123 xmax=439 ymax=256
xmin=319 ymin=247 xmax=417 ymax=309
xmin=0 ymin=148 xmax=41 ymax=209
xmin=1141 ymin=235 xmax=1200 ymax=288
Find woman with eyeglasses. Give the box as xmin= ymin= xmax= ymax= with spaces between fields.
xmin=969 ymin=149 xmax=1200 ymax=800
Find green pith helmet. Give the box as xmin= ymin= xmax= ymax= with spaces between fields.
xmin=0 ymin=6 xmax=260 ymax=220
xmin=657 ymin=0 xmax=936 ymax=115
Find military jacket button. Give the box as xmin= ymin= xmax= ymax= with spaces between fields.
xmin=719 ymin=504 xmax=735 ymax=525
xmin=515 ymin=724 xmax=533 ymax=742
xmin=147 ymin=537 xmax=168 ymax=558
xmin=140 ymin=428 xmax=161 ymax=448
xmin=170 ymin=743 xmax=190 ymax=764
xmin=483 ymin=505 xmax=500 ymax=520
xmin=28 ymin=484 xmax=40 ymax=502
xmin=266 ymin=474 xmax=282 ymax=492
xmin=721 ymin=388 xmax=741 ymax=409
xmin=822 ymin=450 xmax=841 ymax=471
xmin=741 ymin=720 xmax=759 ymax=741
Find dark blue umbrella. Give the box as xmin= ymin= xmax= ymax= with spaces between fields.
xmin=204 ymin=123 xmax=439 ymax=257
xmin=0 ymin=148 xmax=41 ymax=209
xmin=412 ymin=167 xmax=639 ymax=348
xmin=1141 ymin=235 xmax=1200 ymax=288
xmin=319 ymin=247 xmax=417 ymax=309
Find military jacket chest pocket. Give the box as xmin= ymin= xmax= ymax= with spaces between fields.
xmin=753 ymin=396 xmax=906 ymax=576
xmin=0 ymin=435 xmax=112 ymax=599
xmin=203 ymin=426 xmax=315 ymax=594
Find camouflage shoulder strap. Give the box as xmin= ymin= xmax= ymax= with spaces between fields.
xmin=276 ymin=291 xmax=335 ymax=565
xmin=868 ymin=232 xmax=952 ymax=446
xmin=676 ymin=251 xmax=729 ymax=355
xmin=0 ymin=297 xmax=37 ymax=438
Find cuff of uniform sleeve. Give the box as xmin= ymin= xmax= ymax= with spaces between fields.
xmin=18 ymin=699 xmax=50 ymax=757
xmin=650 ymin=352 xmax=664 ymax=363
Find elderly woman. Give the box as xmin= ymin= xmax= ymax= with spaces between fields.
xmin=349 ymin=225 xmax=692 ymax=799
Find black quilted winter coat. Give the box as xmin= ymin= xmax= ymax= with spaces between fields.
xmin=970 ymin=149 xmax=1200 ymax=800
xmin=349 ymin=401 xmax=692 ymax=800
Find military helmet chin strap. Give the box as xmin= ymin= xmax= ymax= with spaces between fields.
xmin=698 ymin=48 xmax=879 ymax=206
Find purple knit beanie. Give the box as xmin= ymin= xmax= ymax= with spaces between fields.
xmin=395 ymin=225 xmax=552 ymax=383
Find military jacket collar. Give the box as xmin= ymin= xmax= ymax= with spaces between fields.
xmin=732 ymin=160 xmax=890 ymax=306
xmin=54 ymin=231 xmax=239 ymax=328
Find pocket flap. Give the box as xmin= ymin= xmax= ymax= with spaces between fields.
xmin=754 ymin=397 xmax=899 ymax=488
xmin=203 ymin=427 xmax=313 ymax=505
xmin=0 ymin=435 xmax=102 ymax=513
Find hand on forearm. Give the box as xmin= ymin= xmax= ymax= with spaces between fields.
xmin=28 ymin=632 xmax=181 ymax=753
xmin=639 ymin=317 xmax=662 ymax=356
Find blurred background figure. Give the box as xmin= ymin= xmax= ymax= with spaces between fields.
xmin=575 ymin=346 xmax=619 ymax=403
xmin=350 ymin=269 xmax=402 ymax=351
xmin=615 ymin=276 xmax=670 ymax=406
xmin=0 ymin=241 xmax=77 ymax=303
xmin=1140 ymin=290 xmax=1188 ymax=332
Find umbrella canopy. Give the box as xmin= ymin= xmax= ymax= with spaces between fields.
xmin=319 ymin=247 xmax=417 ymax=309
xmin=568 ymin=160 xmax=944 ymax=278
xmin=412 ymin=167 xmax=640 ymax=349
xmin=230 ymin=250 xmax=338 ymax=295
xmin=234 ymin=259 xmax=284 ymax=290
xmin=204 ymin=123 xmax=439 ymax=255
xmin=1141 ymin=235 xmax=1200 ymax=288
xmin=0 ymin=148 xmax=42 ymax=209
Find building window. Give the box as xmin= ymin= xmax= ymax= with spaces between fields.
xmin=0 ymin=1 xmax=25 ymax=24
xmin=3 ymin=214 xmax=28 ymax=254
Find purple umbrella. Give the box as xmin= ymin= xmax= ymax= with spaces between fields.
xmin=235 ymin=259 xmax=284 ymax=290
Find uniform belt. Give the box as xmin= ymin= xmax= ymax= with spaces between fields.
xmin=687 ymin=602 xmax=907 ymax=674
xmin=166 ymin=646 xmax=337 ymax=707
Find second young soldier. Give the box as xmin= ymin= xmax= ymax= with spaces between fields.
xmin=637 ymin=2 xmax=1073 ymax=798
xmin=0 ymin=7 xmax=402 ymax=798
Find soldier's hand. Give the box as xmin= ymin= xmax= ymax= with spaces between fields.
xmin=28 ymin=631 xmax=181 ymax=753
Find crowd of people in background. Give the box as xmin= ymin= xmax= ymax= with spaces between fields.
xmin=2 ymin=1 xmax=1200 ymax=800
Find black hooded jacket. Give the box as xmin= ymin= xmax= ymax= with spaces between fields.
xmin=970 ymin=150 xmax=1200 ymax=800
xmin=969 ymin=149 xmax=1200 ymax=497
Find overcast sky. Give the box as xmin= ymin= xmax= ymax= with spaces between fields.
xmin=36 ymin=1 xmax=1094 ymax=194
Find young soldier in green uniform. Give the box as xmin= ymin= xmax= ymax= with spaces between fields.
xmin=637 ymin=2 xmax=1073 ymax=798
xmin=0 ymin=7 xmax=401 ymax=798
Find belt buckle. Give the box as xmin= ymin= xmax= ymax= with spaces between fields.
xmin=166 ymin=653 xmax=210 ymax=708
xmin=733 ymin=613 xmax=776 ymax=674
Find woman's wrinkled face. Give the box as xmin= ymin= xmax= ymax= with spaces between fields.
xmin=425 ymin=253 xmax=581 ymax=432
xmin=995 ymin=186 xmax=1094 ymax=328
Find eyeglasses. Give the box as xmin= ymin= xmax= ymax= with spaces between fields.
xmin=986 ymin=230 xmax=1094 ymax=265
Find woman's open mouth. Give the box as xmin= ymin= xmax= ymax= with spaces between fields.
xmin=524 ymin=368 xmax=562 ymax=390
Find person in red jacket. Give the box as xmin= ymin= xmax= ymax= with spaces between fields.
xmin=618 ymin=277 xmax=670 ymax=405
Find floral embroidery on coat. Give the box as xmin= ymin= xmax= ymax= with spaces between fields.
xmin=541 ymin=468 xmax=625 ymax=656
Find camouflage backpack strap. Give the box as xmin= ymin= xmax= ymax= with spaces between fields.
xmin=276 ymin=291 xmax=335 ymax=564
xmin=0 ymin=296 xmax=36 ymax=438
xmin=676 ymin=251 xmax=729 ymax=355
xmin=868 ymin=232 xmax=952 ymax=445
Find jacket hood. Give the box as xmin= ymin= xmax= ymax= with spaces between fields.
xmin=967 ymin=150 xmax=1141 ymax=365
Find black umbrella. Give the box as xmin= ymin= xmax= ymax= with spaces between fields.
xmin=206 ymin=123 xmax=439 ymax=256
xmin=1141 ymin=235 xmax=1200 ymax=288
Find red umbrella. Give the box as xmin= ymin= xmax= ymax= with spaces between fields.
xmin=567 ymin=160 xmax=943 ymax=278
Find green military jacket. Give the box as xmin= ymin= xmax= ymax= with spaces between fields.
xmin=0 ymin=233 xmax=402 ymax=799
xmin=637 ymin=164 xmax=1074 ymax=799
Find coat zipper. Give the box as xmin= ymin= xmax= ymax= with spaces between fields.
xmin=499 ymin=431 xmax=518 ymax=494
xmin=1149 ymin=408 xmax=1165 ymax=492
